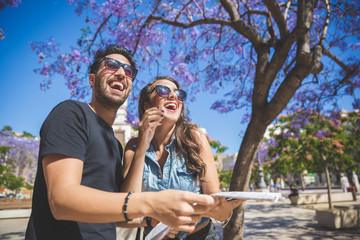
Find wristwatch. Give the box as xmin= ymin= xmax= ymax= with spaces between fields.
xmin=146 ymin=216 xmax=152 ymax=228
xmin=214 ymin=211 xmax=233 ymax=228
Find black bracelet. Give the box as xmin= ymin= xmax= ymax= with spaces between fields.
xmin=146 ymin=216 xmax=152 ymax=228
xmin=123 ymin=191 xmax=133 ymax=221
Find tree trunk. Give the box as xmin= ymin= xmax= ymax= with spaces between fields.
xmin=322 ymin=154 xmax=333 ymax=209
xmin=223 ymin=117 xmax=268 ymax=240
xmin=300 ymin=173 xmax=306 ymax=191
xmin=346 ymin=169 xmax=354 ymax=187
xmin=222 ymin=4 xmax=316 ymax=237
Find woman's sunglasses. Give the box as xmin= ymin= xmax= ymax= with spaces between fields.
xmin=101 ymin=57 xmax=138 ymax=80
xmin=151 ymin=85 xmax=187 ymax=101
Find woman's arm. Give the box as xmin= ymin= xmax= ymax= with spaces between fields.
xmin=195 ymin=129 xmax=221 ymax=194
xmin=120 ymin=138 xmax=146 ymax=193
xmin=195 ymin=130 xmax=244 ymax=222
xmin=120 ymin=107 xmax=164 ymax=192
xmin=118 ymin=107 xmax=165 ymax=228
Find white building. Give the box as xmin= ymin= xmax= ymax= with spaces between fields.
xmin=217 ymin=153 xmax=238 ymax=171
xmin=112 ymin=100 xmax=138 ymax=146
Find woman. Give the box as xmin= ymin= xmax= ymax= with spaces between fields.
xmin=121 ymin=76 xmax=243 ymax=239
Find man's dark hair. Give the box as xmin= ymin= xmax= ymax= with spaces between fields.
xmin=88 ymin=45 xmax=136 ymax=74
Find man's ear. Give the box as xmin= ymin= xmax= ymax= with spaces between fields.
xmin=89 ymin=74 xmax=95 ymax=87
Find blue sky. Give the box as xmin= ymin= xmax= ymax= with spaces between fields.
xmin=0 ymin=1 xmax=355 ymax=155
xmin=0 ymin=0 xmax=248 ymax=154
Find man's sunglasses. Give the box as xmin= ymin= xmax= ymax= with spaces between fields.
xmin=151 ymin=85 xmax=187 ymax=101
xmin=101 ymin=57 xmax=138 ymax=80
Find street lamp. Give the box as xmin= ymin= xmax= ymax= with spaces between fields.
xmin=257 ymin=149 xmax=267 ymax=190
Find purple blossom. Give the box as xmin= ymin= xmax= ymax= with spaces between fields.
xmin=0 ymin=2 xmax=5 ymax=10
xmin=25 ymin=0 xmax=360 ymax=129
xmin=315 ymin=130 xmax=327 ymax=138
xmin=70 ymin=49 xmax=82 ymax=61
xmin=349 ymin=42 xmax=360 ymax=50
xmin=284 ymin=131 xmax=293 ymax=138
xmin=190 ymin=27 xmax=199 ymax=42
xmin=4 ymin=0 xmax=20 ymax=7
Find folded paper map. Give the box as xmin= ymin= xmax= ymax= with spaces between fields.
xmin=144 ymin=222 xmax=170 ymax=240
xmin=211 ymin=191 xmax=286 ymax=203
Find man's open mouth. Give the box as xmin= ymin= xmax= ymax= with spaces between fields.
xmin=108 ymin=80 xmax=124 ymax=91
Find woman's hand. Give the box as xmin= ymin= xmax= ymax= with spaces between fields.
xmin=166 ymin=228 xmax=179 ymax=239
xmin=206 ymin=197 xmax=245 ymax=221
xmin=137 ymin=107 xmax=164 ymax=150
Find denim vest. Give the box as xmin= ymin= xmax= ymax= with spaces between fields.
xmin=141 ymin=139 xmax=208 ymax=238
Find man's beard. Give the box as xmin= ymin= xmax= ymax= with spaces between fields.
xmin=94 ymin=76 xmax=127 ymax=111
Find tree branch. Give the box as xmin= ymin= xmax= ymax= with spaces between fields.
xmin=254 ymin=25 xmax=305 ymax=111
xmin=265 ymin=62 xmax=311 ymax=122
xmin=175 ymin=0 xmax=194 ymax=22
xmin=133 ymin=0 xmax=162 ymax=54
xmin=284 ymin=0 xmax=293 ymax=19
xmin=284 ymin=57 xmax=296 ymax=74
xmin=266 ymin=10 xmax=276 ymax=43
xmin=148 ymin=15 xmax=231 ymax=28
xmin=84 ymin=14 xmax=112 ymax=55
xmin=296 ymin=0 xmax=317 ymax=63
xmin=310 ymin=45 xmax=323 ymax=75
xmin=144 ymin=47 xmax=161 ymax=75
xmin=325 ymin=62 xmax=359 ymax=97
xmin=322 ymin=48 xmax=351 ymax=72
xmin=219 ymin=0 xmax=240 ymax=21
xmin=319 ymin=0 xmax=330 ymax=46
xmin=326 ymin=30 xmax=360 ymax=50
xmin=192 ymin=0 xmax=205 ymax=18
xmin=213 ymin=25 xmax=223 ymax=62
xmin=263 ymin=0 xmax=289 ymax=38
xmin=219 ymin=0 xmax=264 ymax=47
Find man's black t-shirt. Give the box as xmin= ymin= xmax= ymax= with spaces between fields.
xmin=25 ymin=100 xmax=123 ymax=240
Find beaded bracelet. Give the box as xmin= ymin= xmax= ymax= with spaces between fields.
xmin=123 ymin=191 xmax=133 ymax=221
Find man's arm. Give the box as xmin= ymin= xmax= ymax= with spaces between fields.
xmin=43 ymin=153 xmax=217 ymax=232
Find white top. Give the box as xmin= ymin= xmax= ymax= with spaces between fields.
xmin=340 ymin=176 xmax=350 ymax=189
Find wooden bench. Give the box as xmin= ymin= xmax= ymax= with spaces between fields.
xmin=289 ymin=192 xmax=355 ymax=205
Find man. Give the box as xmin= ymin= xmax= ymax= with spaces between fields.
xmin=25 ymin=45 xmax=217 ymax=240
xmin=340 ymin=173 xmax=350 ymax=192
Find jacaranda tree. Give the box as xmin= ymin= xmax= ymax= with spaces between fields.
xmin=28 ymin=1 xmax=359 ymax=239
xmin=266 ymin=109 xmax=360 ymax=208
xmin=0 ymin=129 xmax=39 ymax=185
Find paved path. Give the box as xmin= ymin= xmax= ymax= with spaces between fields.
xmin=241 ymin=199 xmax=360 ymax=240
xmin=1 ymin=199 xmax=360 ymax=240
xmin=0 ymin=218 xmax=28 ymax=240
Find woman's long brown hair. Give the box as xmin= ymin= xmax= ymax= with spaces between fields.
xmin=138 ymin=76 xmax=206 ymax=181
